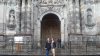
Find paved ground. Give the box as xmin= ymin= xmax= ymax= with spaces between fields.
xmin=0 ymin=42 xmax=100 ymax=55
xmin=0 ymin=49 xmax=100 ymax=55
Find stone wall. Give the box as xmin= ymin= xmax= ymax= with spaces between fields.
xmin=0 ymin=0 xmax=100 ymax=48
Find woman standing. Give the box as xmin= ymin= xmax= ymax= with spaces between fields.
xmin=45 ymin=38 xmax=51 ymax=56
xmin=51 ymin=38 xmax=56 ymax=56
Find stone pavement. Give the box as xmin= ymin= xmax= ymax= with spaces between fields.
xmin=0 ymin=48 xmax=100 ymax=55
xmin=0 ymin=41 xmax=100 ymax=55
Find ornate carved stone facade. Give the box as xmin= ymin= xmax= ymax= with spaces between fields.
xmin=0 ymin=0 xmax=100 ymax=54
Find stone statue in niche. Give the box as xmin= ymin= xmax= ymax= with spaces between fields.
xmin=85 ymin=8 xmax=95 ymax=29
xmin=7 ymin=10 xmax=16 ymax=30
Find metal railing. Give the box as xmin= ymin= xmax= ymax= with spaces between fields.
xmin=0 ymin=36 xmax=100 ymax=55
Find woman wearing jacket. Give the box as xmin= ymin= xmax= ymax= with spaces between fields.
xmin=51 ymin=38 xmax=56 ymax=56
xmin=45 ymin=38 xmax=51 ymax=56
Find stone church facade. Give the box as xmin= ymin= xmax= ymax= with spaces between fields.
xmin=0 ymin=0 xmax=100 ymax=55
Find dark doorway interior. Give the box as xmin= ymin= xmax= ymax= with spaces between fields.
xmin=41 ymin=13 xmax=61 ymax=47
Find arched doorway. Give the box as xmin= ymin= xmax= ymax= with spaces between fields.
xmin=41 ymin=13 xmax=61 ymax=47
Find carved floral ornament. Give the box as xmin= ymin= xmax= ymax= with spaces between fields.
xmin=38 ymin=5 xmax=64 ymax=16
xmin=40 ymin=0 xmax=63 ymax=5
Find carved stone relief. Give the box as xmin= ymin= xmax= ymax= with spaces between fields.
xmin=38 ymin=7 xmax=49 ymax=15
xmin=7 ymin=10 xmax=16 ymax=30
xmin=38 ymin=6 xmax=64 ymax=18
xmin=40 ymin=0 xmax=63 ymax=5
xmin=85 ymin=8 xmax=95 ymax=29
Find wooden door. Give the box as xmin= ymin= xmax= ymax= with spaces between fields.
xmin=41 ymin=14 xmax=61 ymax=48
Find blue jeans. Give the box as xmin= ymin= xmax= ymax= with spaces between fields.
xmin=46 ymin=49 xmax=49 ymax=56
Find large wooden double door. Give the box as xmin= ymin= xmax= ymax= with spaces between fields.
xmin=41 ymin=13 xmax=61 ymax=47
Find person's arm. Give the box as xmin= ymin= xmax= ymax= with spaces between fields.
xmin=45 ymin=42 xmax=47 ymax=49
xmin=54 ymin=42 xmax=56 ymax=48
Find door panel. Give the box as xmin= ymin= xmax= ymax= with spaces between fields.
xmin=41 ymin=14 xmax=61 ymax=48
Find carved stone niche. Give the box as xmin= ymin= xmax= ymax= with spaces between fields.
xmin=7 ymin=10 xmax=16 ymax=30
xmin=85 ymin=8 xmax=95 ymax=29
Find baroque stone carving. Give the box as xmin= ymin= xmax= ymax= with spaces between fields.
xmin=7 ymin=10 xmax=16 ymax=30
xmin=40 ymin=0 xmax=63 ymax=5
xmin=38 ymin=7 xmax=49 ymax=15
xmin=85 ymin=8 xmax=95 ymax=29
xmin=38 ymin=5 xmax=64 ymax=17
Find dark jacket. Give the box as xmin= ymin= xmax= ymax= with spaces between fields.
xmin=51 ymin=42 xmax=56 ymax=48
xmin=45 ymin=42 xmax=51 ymax=51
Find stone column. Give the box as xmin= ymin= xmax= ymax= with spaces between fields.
xmin=15 ymin=0 xmax=22 ymax=52
xmin=64 ymin=0 xmax=68 ymax=42
xmin=26 ymin=0 xmax=31 ymax=34
xmin=37 ymin=21 xmax=41 ymax=47
xmin=32 ymin=0 xmax=40 ymax=48
xmin=21 ymin=0 xmax=25 ymax=33
xmin=75 ymin=0 xmax=81 ymax=34
xmin=61 ymin=19 xmax=64 ymax=47
xmin=31 ymin=0 xmax=34 ymax=34
xmin=3 ymin=1 xmax=7 ymax=34
xmin=3 ymin=1 xmax=7 ymax=47
xmin=16 ymin=0 xmax=21 ymax=34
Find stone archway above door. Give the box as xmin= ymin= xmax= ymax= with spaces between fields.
xmin=34 ymin=11 xmax=65 ymax=47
